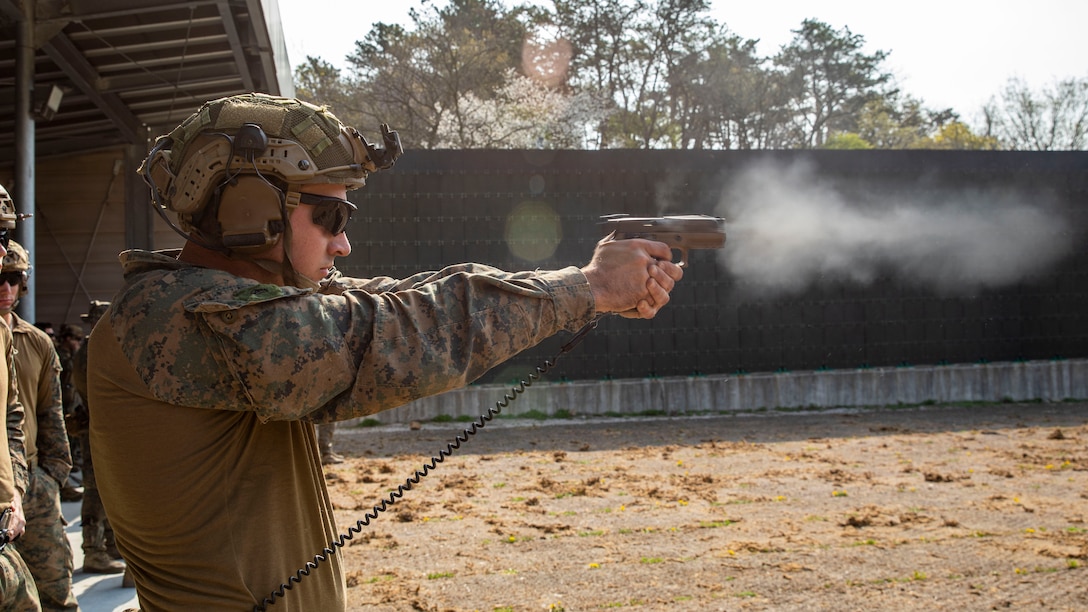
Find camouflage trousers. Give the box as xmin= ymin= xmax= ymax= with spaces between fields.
xmin=77 ymin=432 xmax=115 ymax=556
xmin=17 ymin=466 xmax=79 ymax=611
xmin=0 ymin=545 xmax=41 ymax=611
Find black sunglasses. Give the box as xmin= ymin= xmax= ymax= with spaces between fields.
xmin=0 ymin=227 xmax=9 ymax=250
xmin=298 ymin=193 xmax=357 ymax=235
xmin=0 ymin=272 xmax=23 ymax=286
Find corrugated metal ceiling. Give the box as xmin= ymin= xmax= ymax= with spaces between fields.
xmin=0 ymin=0 xmax=292 ymax=162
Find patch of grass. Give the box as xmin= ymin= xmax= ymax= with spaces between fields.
xmin=355 ymin=418 xmax=382 ymax=428
xmin=699 ymin=520 xmax=735 ymax=529
xmin=510 ymin=409 xmax=549 ymax=420
xmin=426 ymin=571 xmax=455 ymax=580
xmin=640 ymin=556 xmax=664 ymax=564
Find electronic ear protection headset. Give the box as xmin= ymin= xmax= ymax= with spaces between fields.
xmin=213 ymin=123 xmax=289 ymax=252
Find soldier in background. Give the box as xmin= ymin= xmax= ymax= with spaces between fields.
xmin=71 ymin=301 xmax=126 ymax=577
xmin=317 ymin=423 xmax=343 ymax=465
xmin=0 ymin=241 xmax=79 ymax=610
xmin=55 ymin=325 xmax=84 ymax=503
xmin=0 ymin=183 xmax=41 ymax=610
xmin=32 ymin=323 xmax=55 ymax=347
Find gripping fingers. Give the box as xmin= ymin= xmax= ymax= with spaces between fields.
xmin=650 ymin=259 xmax=681 ymax=288
xmin=629 ymin=262 xmax=676 ymax=319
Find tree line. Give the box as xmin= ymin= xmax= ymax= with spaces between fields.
xmin=295 ymin=0 xmax=1088 ymax=151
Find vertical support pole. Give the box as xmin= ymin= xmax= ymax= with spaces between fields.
xmin=14 ymin=6 xmax=36 ymax=321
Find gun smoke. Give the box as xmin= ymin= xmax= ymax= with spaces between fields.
xmin=715 ymin=161 xmax=1076 ymax=297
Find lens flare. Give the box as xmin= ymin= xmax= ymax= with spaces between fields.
xmin=505 ymin=201 xmax=562 ymax=263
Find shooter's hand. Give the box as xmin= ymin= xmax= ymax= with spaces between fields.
xmin=581 ymin=234 xmax=683 ymax=319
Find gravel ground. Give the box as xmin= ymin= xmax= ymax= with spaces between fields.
xmin=300 ymin=401 xmax=1088 ymax=611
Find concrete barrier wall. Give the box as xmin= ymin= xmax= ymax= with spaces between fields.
xmin=346 ymin=358 xmax=1088 ymax=425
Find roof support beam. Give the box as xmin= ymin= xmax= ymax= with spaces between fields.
xmin=242 ymin=0 xmax=283 ymax=95
xmin=216 ymin=0 xmax=255 ymax=91
xmin=42 ymin=32 xmax=143 ymax=143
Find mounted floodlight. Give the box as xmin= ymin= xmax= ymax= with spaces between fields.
xmin=33 ymin=84 xmax=64 ymax=122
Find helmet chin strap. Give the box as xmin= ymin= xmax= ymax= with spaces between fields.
xmin=246 ymin=186 xmax=320 ymax=291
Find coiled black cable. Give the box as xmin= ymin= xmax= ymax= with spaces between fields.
xmin=254 ymin=316 xmax=602 ymax=611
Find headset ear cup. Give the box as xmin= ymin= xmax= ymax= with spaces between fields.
xmin=217 ymin=176 xmax=285 ymax=251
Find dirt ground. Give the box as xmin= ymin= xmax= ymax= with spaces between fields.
xmin=316 ymin=401 xmax=1088 ymax=611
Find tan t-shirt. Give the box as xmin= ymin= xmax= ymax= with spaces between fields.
xmin=91 ymin=324 xmax=342 ymax=610
xmin=9 ymin=314 xmax=68 ymax=483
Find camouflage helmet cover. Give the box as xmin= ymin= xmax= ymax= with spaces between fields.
xmin=139 ymin=93 xmax=401 ymax=228
xmin=1 ymin=240 xmax=28 ymax=298
xmin=2 ymin=240 xmax=29 ymax=273
xmin=0 ymin=182 xmax=16 ymax=229
xmin=80 ymin=300 xmax=111 ymax=325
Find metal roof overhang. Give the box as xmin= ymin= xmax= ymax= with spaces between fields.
xmin=0 ymin=0 xmax=294 ymax=163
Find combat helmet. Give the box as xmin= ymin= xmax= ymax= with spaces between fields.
xmin=0 ymin=182 xmax=16 ymax=228
xmin=1 ymin=240 xmax=30 ymax=298
xmin=80 ymin=300 xmax=111 ymax=326
xmin=0 ymin=183 xmax=16 ymax=256
xmin=139 ymin=93 xmax=402 ymax=253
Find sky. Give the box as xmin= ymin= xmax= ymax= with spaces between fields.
xmin=277 ymin=0 xmax=1087 ymax=121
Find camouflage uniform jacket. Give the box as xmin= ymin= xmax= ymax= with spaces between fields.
xmin=9 ymin=314 xmax=70 ymax=485
xmin=88 ymin=248 xmax=595 ymax=610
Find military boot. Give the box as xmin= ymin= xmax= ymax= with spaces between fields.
xmin=83 ymin=550 xmax=126 ymax=574
xmin=318 ymin=423 xmax=344 ymax=465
